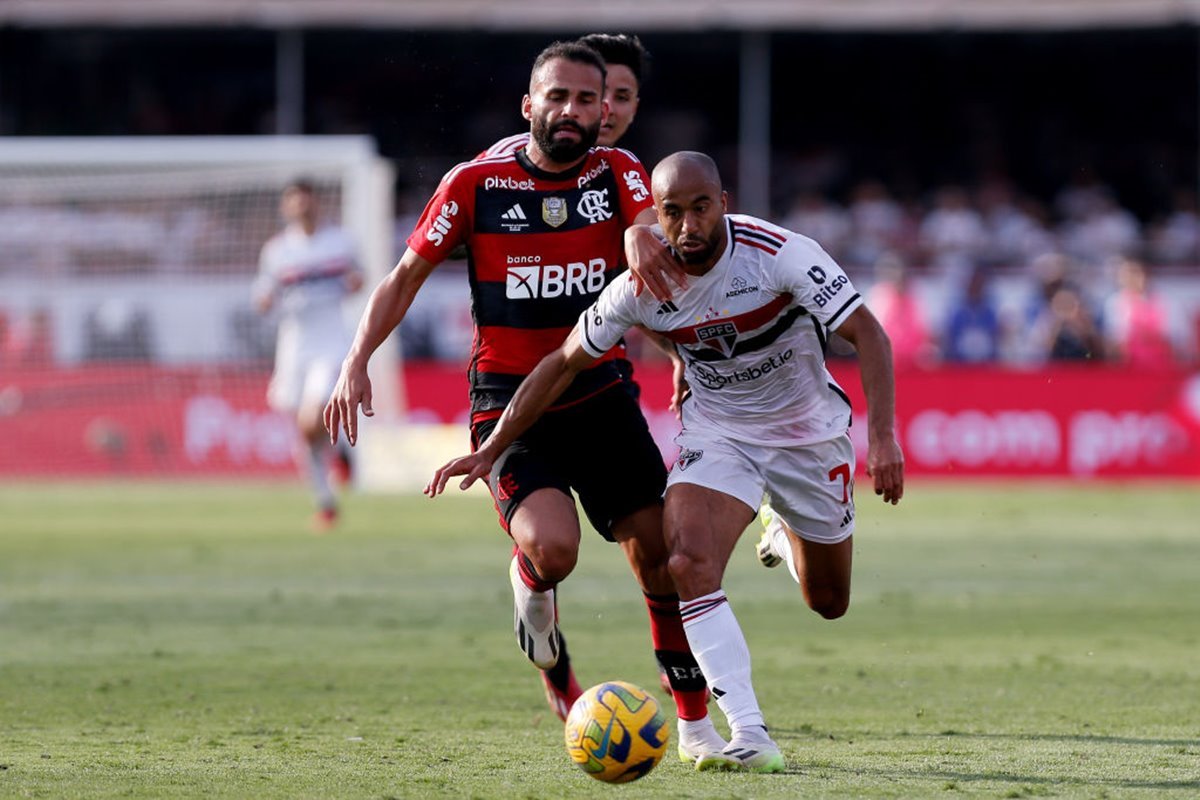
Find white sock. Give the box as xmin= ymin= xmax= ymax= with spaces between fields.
xmin=306 ymin=440 xmax=335 ymax=510
xmin=680 ymin=590 xmax=765 ymax=733
xmin=775 ymin=525 xmax=801 ymax=585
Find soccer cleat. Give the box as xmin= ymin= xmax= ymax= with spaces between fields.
xmin=540 ymin=662 xmax=583 ymax=722
xmin=695 ymin=728 xmax=785 ymax=774
xmin=509 ymin=555 xmax=561 ymax=669
xmin=312 ymin=505 xmax=338 ymax=533
xmin=677 ymin=717 xmax=728 ymax=763
xmin=756 ymin=505 xmax=785 ymax=568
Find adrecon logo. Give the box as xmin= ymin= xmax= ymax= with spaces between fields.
xmin=506 ymin=258 xmax=607 ymax=299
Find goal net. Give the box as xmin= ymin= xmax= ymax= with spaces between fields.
xmin=0 ymin=136 xmax=401 ymax=484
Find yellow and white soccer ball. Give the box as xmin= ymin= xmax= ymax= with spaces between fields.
xmin=564 ymin=680 xmax=669 ymax=783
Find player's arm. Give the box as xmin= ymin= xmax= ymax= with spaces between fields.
xmin=425 ymin=328 xmax=599 ymax=497
xmin=624 ymin=206 xmax=688 ymax=302
xmin=325 ymin=247 xmax=437 ymax=446
xmin=636 ymin=326 xmax=689 ymax=416
xmin=834 ymin=306 xmax=904 ymax=504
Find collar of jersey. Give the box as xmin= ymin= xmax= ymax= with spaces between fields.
xmin=515 ymin=147 xmax=591 ymax=182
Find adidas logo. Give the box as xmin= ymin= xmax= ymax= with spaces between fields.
xmin=656 ymin=300 xmax=679 ymax=315
xmin=501 ymin=204 xmax=527 ymax=221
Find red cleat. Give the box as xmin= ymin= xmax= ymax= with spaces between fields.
xmin=312 ymin=506 xmax=338 ymax=533
xmin=541 ymin=666 xmax=583 ymax=723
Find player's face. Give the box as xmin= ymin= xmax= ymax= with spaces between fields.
xmin=598 ymin=64 xmax=639 ymax=147
xmin=523 ymin=57 xmax=604 ymax=165
xmin=656 ymin=180 xmax=728 ymax=268
xmin=281 ymin=187 xmax=316 ymax=226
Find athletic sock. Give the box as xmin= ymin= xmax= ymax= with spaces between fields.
xmin=543 ymin=630 xmax=574 ymax=692
xmin=644 ymin=592 xmax=710 ymax=721
xmin=776 ymin=526 xmax=801 ymax=585
xmin=680 ymin=589 xmax=765 ymax=731
xmin=514 ymin=548 xmax=557 ymax=593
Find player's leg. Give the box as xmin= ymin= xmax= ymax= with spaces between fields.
xmin=661 ymin=432 xmax=785 ymax=773
xmin=474 ymin=417 xmax=584 ymax=720
xmin=759 ymin=434 xmax=856 ymax=619
xmin=297 ymin=360 xmax=343 ymax=529
xmin=568 ymin=387 xmax=721 ymax=759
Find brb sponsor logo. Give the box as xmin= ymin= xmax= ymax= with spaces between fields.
xmin=484 ymin=175 xmax=535 ymax=191
xmin=506 ymin=256 xmax=607 ymax=299
xmin=623 ymin=169 xmax=649 ymax=202
xmin=690 ymin=349 xmax=795 ymax=390
xmin=425 ymin=200 xmax=459 ymax=247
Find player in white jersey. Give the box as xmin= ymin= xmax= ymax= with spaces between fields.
xmin=255 ymin=179 xmax=363 ymax=530
xmin=427 ymin=152 xmax=904 ymax=773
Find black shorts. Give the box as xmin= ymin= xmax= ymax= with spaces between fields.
xmin=471 ymin=385 xmax=667 ymax=542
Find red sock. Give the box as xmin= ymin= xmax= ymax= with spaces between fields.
xmin=645 ymin=592 xmax=709 ymax=721
xmin=513 ymin=545 xmax=556 ymax=592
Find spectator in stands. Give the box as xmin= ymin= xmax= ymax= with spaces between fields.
xmin=846 ymin=180 xmax=910 ymax=268
xmin=1103 ymin=257 xmax=1177 ymax=367
xmin=942 ymin=266 xmax=1002 ymax=364
xmin=1029 ymin=280 xmax=1103 ymax=363
xmin=1060 ymin=188 xmax=1141 ymax=268
xmin=977 ymin=180 xmax=1056 ymax=267
xmin=1148 ymin=188 xmax=1200 ymax=266
xmin=867 ymin=252 xmax=935 ymax=369
xmin=919 ymin=185 xmax=988 ymax=290
xmin=780 ymin=191 xmax=852 ymax=263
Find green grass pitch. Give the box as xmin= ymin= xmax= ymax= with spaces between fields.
xmin=1 ymin=481 xmax=1197 ymax=799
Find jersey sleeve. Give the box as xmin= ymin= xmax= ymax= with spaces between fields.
xmin=578 ymin=272 xmax=641 ymax=358
xmin=609 ymin=149 xmax=654 ymax=224
xmin=774 ymin=235 xmax=863 ymax=331
xmin=405 ymin=167 xmax=473 ymax=265
xmin=251 ymin=239 xmax=279 ymax=304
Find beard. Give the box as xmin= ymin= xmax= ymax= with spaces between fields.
xmin=676 ymin=236 xmax=719 ymax=265
xmin=531 ymin=116 xmax=601 ymax=164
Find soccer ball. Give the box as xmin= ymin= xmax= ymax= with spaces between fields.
xmin=564 ymin=680 xmax=669 ymax=783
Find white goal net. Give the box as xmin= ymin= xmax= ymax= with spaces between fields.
xmin=0 ymin=136 xmax=399 ymax=482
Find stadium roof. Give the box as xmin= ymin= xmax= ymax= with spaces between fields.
xmin=3 ymin=0 xmax=1200 ymax=31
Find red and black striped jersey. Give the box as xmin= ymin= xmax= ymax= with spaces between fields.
xmin=407 ymin=146 xmax=653 ymax=419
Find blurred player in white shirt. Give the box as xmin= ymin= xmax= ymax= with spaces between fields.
xmin=254 ymin=179 xmax=363 ymax=530
xmin=429 ymin=152 xmax=904 ymax=773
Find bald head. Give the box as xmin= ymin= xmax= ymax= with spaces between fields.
xmin=651 ymin=151 xmax=728 ymax=270
xmin=651 ymin=151 xmax=722 ymax=200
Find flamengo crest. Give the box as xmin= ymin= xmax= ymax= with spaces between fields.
xmin=542 ymin=197 xmax=568 ymax=228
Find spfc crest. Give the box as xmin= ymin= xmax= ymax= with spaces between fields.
xmin=542 ymin=197 xmax=568 ymax=228
xmin=696 ymin=321 xmax=738 ymax=357
xmin=676 ymin=448 xmax=704 ymax=471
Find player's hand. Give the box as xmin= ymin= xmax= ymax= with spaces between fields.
xmin=668 ymin=356 xmax=690 ymax=419
xmin=625 ymin=225 xmax=686 ymax=302
xmin=865 ymin=435 xmax=905 ymax=505
xmin=425 ymin=453 xmax=493 ymax=497
xmin=324 ymin=360 xmax=373 ymax=446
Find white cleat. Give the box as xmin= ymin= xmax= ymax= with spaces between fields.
xmin=677 ymin=716 xmax=728 ymax=763
xmin=756 ymin=506 xmax=786 ymax=568
xmin=695 ymin=727 xmax=785 ymax=774
xmin=509 ymin=555 xmax=560 ymax=669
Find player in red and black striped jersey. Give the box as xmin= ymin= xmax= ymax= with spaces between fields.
xmin=325 ymin=41 xmax=724 ymax=759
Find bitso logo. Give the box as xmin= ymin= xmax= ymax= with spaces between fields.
xmin=807 ymin=265 xmax=827 ymax=284
xmin=505 ymin=258 xmax=607 ymax=299
xmin=425 ymin=200 xmax=459 ymax=247
xmin=543 ymin=197 xmax=568 ymax=228
xmin=623 ymin=169 xmax=649 ymax=202
xmin=577 ymin=189 xmax=613 ymax=224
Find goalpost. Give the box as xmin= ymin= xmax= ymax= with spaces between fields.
xmin=0 ymin=136 xmax=410 ymax=486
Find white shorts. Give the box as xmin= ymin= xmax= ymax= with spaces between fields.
xmin=267 ymin=353 xmax=341 ymax=416
xmin=668 ymin=429 xmax=856 ymax=545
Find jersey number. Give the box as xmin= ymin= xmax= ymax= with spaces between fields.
xmin=828 ymin=463 xmax=851 ymax=504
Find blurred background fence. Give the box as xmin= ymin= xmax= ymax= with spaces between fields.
xmin=2 ymin=1 xmax=1199 ymax=483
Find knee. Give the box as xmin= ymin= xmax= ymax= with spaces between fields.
xmin=667 ymin=547 xmax=719 ymax=598
xmin=807 ymin=589 xmax=850 ymax=620
xmin=524 ymin=539 xmax=578 ymax=584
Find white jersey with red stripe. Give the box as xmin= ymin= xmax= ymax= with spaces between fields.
xmin=579 ymin=213 xmax=863 ymax=446
xmin=254 ymin=224 xmax=361 ymax=357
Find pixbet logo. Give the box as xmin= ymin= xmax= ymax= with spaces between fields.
xmin=485 ymin=176 xmax=535 ymax=191
xmin=506 ymin=258 xmax=607 ymax=299
xmin=425 ymin=200 xmax=459 ymax=247
xmin=576 ymin=159 xmax=610 ymax=188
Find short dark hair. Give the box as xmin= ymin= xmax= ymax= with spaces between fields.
xmin=284 ymin=177 xmax=316 ymax=195
xmin=530 ymin=41 xmax=607 ymax=87
xmin=576 ymin=34 xmax=650 ymax=87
